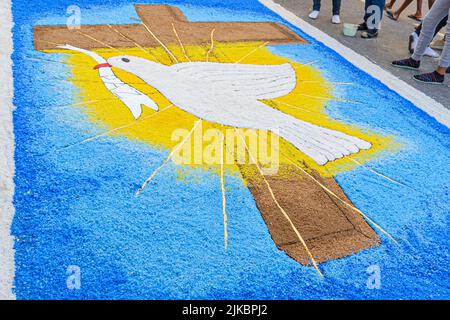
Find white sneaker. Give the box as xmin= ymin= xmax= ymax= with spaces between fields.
xmin=309 ymin=10 xmax=320 ymax=20
xmin=424 ymin=46 xmax=440 ymax=58
xmin=331 ymin=15 xmax=341 ymax=24
xmin=409 ymin=32 xmax=419 ymax=51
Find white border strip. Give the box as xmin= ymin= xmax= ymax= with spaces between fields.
xmin=0 ymin=0 xmax=16 ymax=300
xmin=260 ymin=0 xmax=450 ymax=128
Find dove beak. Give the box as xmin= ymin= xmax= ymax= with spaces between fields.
xmin=94 ymin=63 xmax=112 ymax=70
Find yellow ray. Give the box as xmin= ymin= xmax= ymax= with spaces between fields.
xmin=349 ymin=158 xmax=407 ymax=187
xmin=76 ymin=30 xmax=127 ymax=55
xmin=136 ymin=119 xmax=202 ymax=195
xmin=25 ymin=56 xmax=91 ymax=68
xmin=284 ymin=155 xmax=397 ymax=244
xmin=106 ymin=24 xmax=160 ymax=62
xmin=171 ymin=23 xmax=191 ymax=62
xmin=287 ymin=93 xmax=362 ymax=104
xmin=220 ymin=128 xmax=228 ymax=249
xmin=206 ymin=29 xmax=216 ymax=62
xmin=234 ymin=41 xmax=269 ymax=64
xmin=236 ymin=129 xmax=323 ymax=277
xmin=58 ymin=104 xmax=173 ymax=151
xmin=273 ymin=100 xmax=317 ymax=114
xmin=35 ymin=39 xmax=62 ymax=47
xmin=141 ymin=21 xmax=179 ymax=64
xmin=297 ymin=60 xmax=318 ymax=67
xmin=48 ymin=99 xmax=117 ymax=109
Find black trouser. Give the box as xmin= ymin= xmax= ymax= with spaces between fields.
xmin=415 ymin=15 xmax=448 ymax=38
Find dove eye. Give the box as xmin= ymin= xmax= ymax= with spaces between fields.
xmin=122 ymin=58 xmax=130 ymax=63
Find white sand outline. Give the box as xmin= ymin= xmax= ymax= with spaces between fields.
xmin=0 ymin=0 xmax=16 ymax=300
xmin=260 ymin=0 xmax=450 ymax=128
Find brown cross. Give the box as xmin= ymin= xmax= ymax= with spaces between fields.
xmin=33 ymin=4 xmax=305 ymax=51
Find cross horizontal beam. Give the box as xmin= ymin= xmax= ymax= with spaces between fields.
xmin=33 ymin=4 xmax=306 ymax=51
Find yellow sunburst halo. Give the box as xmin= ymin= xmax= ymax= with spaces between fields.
xmin=47 ymin=41 xmax=396 ymax=178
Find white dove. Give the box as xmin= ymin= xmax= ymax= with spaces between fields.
xmin=58 ymin=44 xmax=371 ymax=165
xmin=104 ymin=55 xmax=371 ymax=165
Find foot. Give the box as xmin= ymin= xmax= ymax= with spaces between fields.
xmin=331 ymin=15 xmax=341 ymax=24
xmin=392 ymin=57 xmax=421 ymax=70
xmin=413 ymin=71 xmax=445 ymax=84
xmin=430 ymin=39 xmax=445 ymax=50
xmin=361 ymin=29 xmax=379 ymax=39
xmin=424 ymin=46 xmax=440 ymax=58
xmin=408 ymin=32 xmax=419 ymax=54
xmin=357 ymin=22 xmax=368 ymax=31
xmin=386 ymin=10 xmax=399 ymax=21
xmin=309 ymin=10 xmax=320 ymax=20
xmin=407 ymin=14 xmax=422 ymax=22
xmin=447 ymin=67 xmax=450 ymax=74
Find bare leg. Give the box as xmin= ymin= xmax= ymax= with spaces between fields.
xmin=415 ymin=0 xmax=423 ymax=18
xmin=385 ymin=0 xmax=397 ymax=9
xmin=436 ymin=66 xmax=447 ymax=75
xmin=392 ymin=0 xmax=414 ymax=19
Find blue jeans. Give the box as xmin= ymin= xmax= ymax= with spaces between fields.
xmin=313 ymin=0 xmax=342 ymax=15
xmin=363 ymin=0 xmax=386 ymax=30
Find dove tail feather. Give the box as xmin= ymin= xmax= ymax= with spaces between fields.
xmin=277 ymin=120 xmax=372 ymax=165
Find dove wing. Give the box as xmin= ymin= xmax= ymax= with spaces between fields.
xmin=170 ymin=62 xmax=296 ymax=100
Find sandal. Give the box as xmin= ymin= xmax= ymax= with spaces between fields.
xmin=386 ymin=11 xmax=399 ymax=21
xmin=407 ymin=14 xmax=422 ymax=22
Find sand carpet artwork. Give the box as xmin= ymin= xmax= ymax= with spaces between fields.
xmin=4 ymin=0 xmax=449 ymax=299
xmin=34 ymin=3 xmax=386 ymax=271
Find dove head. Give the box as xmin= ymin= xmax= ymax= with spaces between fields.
xmin=107 ymin=55 xmax=164 ymax=76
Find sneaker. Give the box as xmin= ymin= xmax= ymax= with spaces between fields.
xmin=430 ymin=39 xmax=445 ymax=50
xmin=413 ymin=71 xmax=445 ymax=84
xmin=357 ymin=22 xmax=368 ymax=31
xmin=309 ymin=10 xmax=320 ymax=20
xmin=408 ymin=32 xmax=419 ymax=54
xmin=424 ymin=47 xmax=440 ymax=58
xmin=361 ymin=29 xmax=379 ymax=39
xmin=392 ymin=57 xmax=421 ymax=70
xmin=332 ymin=15 xmax=341 ymax=24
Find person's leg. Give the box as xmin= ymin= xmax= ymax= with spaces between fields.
xmin=413 ymin=27 xmax=448 ymax=82
xmin=394 ymin=0 xmax=450 ymax=83
xmin=412 ymin=0 xmax=449 ymax=61
xmin=389 ymin=0 xmax=414 ymax=20
xmin=364 ymin=0 xmax=372 ymax=22
xmin=369 ymin=0 xmax=386 ymax=29
xmin=410 ymin=16 xmax=447 ymax=54
xmin=430 ymin=15 xmax=448 ymax=49
xmin=332 ymin=0 xmax=342 ymax=15
xmin=309 ymin=0 xmax=321 ymax=19
xmin=437 ymin=13 xmax=450 ymax=70
xmin=385 ymin=0 xmax=397 ymax=9
xmin=415 ymin=15 xmax=446 ymax=36
xmin=361 ymin=0 xmax=386 ymax=38
xmin=313 ymin=0 xmax=321 ymax=11
xmin=415 ymin=23 xmax=422 ymax=35
xmin=435 ymin=15 xmax=448 ymax=35
xmin=415 ymin=0 xmax=423 ymax=18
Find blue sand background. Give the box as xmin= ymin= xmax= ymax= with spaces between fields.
xmin=11 ymin=0 xmax=450 ymax=299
